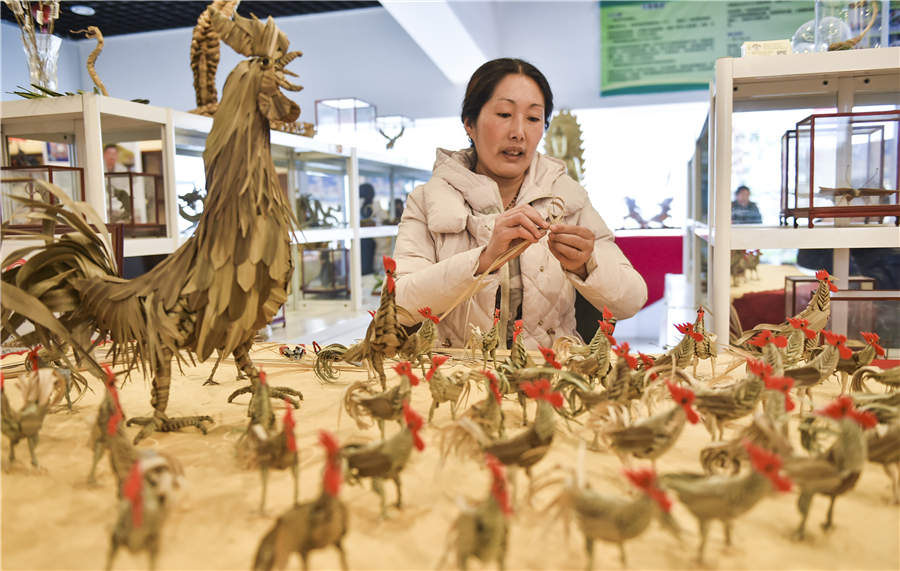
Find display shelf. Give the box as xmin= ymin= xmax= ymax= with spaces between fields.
xmin=358 ymin=224 xmax=399 ymax=239
xmin=1 ymin=98 xmax=430 ymax=314
xmin=170 ymin=111 xmax=428 ymax=314
xmin=698 ymin=47 xmax=900 ymax=344
xmin=1 ymin=93 xmax=180 ymax=259
xmin=293 ymin=227 xmax=353 ymax=244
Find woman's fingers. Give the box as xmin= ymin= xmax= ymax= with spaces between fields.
xmin=501 ymin=210 xmax=545 ymax=241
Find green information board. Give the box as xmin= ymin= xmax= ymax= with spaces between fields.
xmin=600 ymin=1 xmax=814 ymax=96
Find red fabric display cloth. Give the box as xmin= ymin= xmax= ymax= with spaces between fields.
xmin=614 ymin=234 xmax=682 ymax=308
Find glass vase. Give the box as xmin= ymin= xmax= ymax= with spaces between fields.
xmin=23 ymin=32 xmax=62 ymax=91
xmin=814 ymin=0 xmax=884 ymax=51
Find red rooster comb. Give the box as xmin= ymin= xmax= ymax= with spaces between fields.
xmin=425 ymin=355 xmax=449 ymax=381
xmin=402 ymin=401 xmax=425 ymax=450
xmin=103 ymin=364 xmax=124 ymax=436
xmin=666 ymin=380 xmax=699 ymax=424
xmin=602 ymin=306 xmax=614 ymax=321
xmin=418 ymin=307 xmax=440 ymax=324
xmin=675 ymin=322 xmax=703 ymax=342
xmin=624 ymin=468 xmax=672 ymax=512
xmin=482 ymin=370 xmax=502 ymax=404
xmin=319 ymin=430 xmax=339 ymax=456
xmin=815 ymin=269 xmax=839 ymax=292
xmin=744 ymin=441 xmax=791 ymax=492
xmin=28 ymin=347 xmax=39 ymax=371
xmin=382 ymin=256 xmax=396 ymax=293
xmin=613 ymin=343 xmax=638 ymax=369
xmin=861 ymin=332 xmax=885 ymax=357
xmin=817 ymin=396 xmax=877 ymax=429
xmin=821 ymin=331 xmax=852 ymax=359
xmin=746 ymin=358 xmax=773 ymax=378
xmin=598 ymin=320 xmax=616 ymax=342
xmin=122 ymin=461 xmax=144 ymax=527
xmin=750 ymin=330 xmax=787 ymax=348
xmin=787 ymin=317 xmax=816 ymax=339
xmin=319 ymin=430 xmax=342 ymax=497
xmin=764 ymin=375 xmax=795 ymax=412
xmin=521 ymin=379 xmax=563 ymax=408
xmin=283 ymin=399 xmax=297 ymax=452
xmin=513 ymin=319 xmax=524 ymax=343
xmin=638 ymin=353 xmax=657 ymax=380
xmin=486 ymin=454 xmax=512 ymax=516
xmin=538 ymin=346 xmax=561 ymax=369
xmin=696 ymin=306 xmax=705 ymax=320
xmin=368 ymin=310 xmax=376 ymax=318
xmin=393 ymin=361 xmax=420 ymax=386
xmin=258 ymin=369 xmax=267 ymax=385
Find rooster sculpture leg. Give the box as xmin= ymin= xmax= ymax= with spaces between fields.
xmin=227 ymin=341 xmax=303 ymax=415
xmin=127 ymin=349 xmax=215 ymax=444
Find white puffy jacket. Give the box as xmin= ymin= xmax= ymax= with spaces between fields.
xmin=393 ymin=148 xmax=647 ymax=349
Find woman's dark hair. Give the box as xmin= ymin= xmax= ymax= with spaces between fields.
xmin=461 ymin=58 xmax=554 ymax=131
xmin=359 ymin=182 xmax=375 ymax=203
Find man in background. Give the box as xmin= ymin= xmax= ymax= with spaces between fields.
xmin=731 ymin=184 xmax=762 ymax=224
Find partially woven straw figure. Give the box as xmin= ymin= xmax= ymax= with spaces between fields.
xmin=1 ymin=8 xmax=304 ymax=442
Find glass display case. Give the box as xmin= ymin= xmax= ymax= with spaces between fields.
xmin=782 ymin=109 xmax=899 ymax=228
xmin=1 ymin=165 xmax=84 ymax=226
xmin=104 ymin=172 xmax=166 ymax=237
xmin=300 ymin=244 xmax=350 ymax=297
xmin=784 ymin=274 xmax=875 ymax=317
xmin=295 ymin=152 xmax=349 ymax=229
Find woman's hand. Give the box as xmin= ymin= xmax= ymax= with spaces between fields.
xmin=548 ymin=224 xmax=594 ymax=280
xmin=476 ymin=204 xmax=547 ymax=275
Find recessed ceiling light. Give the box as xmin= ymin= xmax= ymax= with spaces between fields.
xmin=70 ymin=5 xmax=96 ymax=16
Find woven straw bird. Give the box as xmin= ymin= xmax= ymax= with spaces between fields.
xmin=1 ymin=8 xmax=304 ymax=443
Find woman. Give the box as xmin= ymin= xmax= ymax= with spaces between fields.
xmin=393 ymin=58 xmax=647 ymax=349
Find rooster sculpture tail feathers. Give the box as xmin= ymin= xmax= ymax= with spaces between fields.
xmin=2 ymin=182 xmax=121 ymax=376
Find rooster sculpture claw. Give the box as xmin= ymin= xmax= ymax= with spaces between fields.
xmin=127 ymin=414 xmax=215 ymax=444
xmin=226 ymin=385 xmax=303 ymax=408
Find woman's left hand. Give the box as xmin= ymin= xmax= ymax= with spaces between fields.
xmin=548 ymin=224 xmax=594 ymax=280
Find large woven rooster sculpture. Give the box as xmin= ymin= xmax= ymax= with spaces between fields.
xmin=1 ymin=9 xmax=304 ymax=442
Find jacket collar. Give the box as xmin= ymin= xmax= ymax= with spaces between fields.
xmin=423 ymin=148 xmax=568 ymax=232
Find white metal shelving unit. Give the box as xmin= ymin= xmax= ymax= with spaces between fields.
xmin=2 ymin=98 xmax=431 ymax=314
xmin=702 ymin=47 xmax=900 ymax=344
xmin=170 ymin=111 xmax=429 ymax=312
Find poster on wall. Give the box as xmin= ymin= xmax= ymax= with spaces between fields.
xmin=599 ymin=1 xmax=813 ymax=96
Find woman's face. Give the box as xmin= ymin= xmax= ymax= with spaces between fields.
xmin=465 ymin=73 xmax=545 ymax=185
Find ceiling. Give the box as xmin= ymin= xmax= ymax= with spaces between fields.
xmin=1 ymin=1 xmax=380 ymax=40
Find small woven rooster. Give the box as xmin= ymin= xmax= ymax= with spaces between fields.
xmin=1 ymin=355 xmax=67 ymax=469
xmin=604 ymin=380 xmax=700 ymax=470
xmin=443 ymin=453 xmax=512 ymax=571
xmin=783 ymin=396 xmax=877 ymax=540
xmin=253 ymin=430 xmax=349 ymax=571
xmin=424 ymin=355 xmax=471 ymax=422
xmin=341 ymin=401 xmax=425 ymax=518
xmin=662 ymin=441 xmax=792 ymax=564
xmin=343 ymin=361 xmax=418 ymax=438
xmin=238 ymin=370 xmax=300 ymax=513
xmin=548 ymin=467 xmax=679 ymax=570
xmin=314 ymin=256 xmax=409 ymax=389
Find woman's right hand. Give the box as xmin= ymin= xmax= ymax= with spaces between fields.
xmin=476 ymin=204 xmax=548 ymax=275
